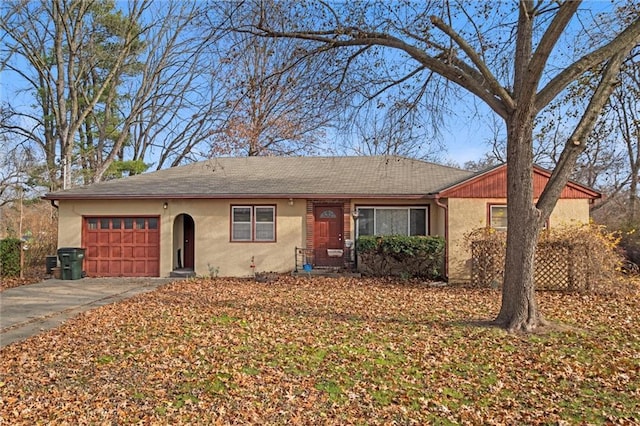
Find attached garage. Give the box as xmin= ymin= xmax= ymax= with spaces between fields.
xmin=82 ymin=216 xmax=160 ymax=277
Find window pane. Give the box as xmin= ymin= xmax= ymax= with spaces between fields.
xmin=87 ymin=218 xmax=98 ymax=230
xmin=255 ymin=223 xmax=275 ymax=241
xmin=319 ymin=209 xmax=337 ymax=219
xmin=100 ymin=218 xmax=110 ymax=229
xmin=232 ymin=223 xmax=252 ymax=240
xmin=148 ymin=218 xmax=158 ymax=229
xmin=255 ymin=207 xmax=274 ymax=222
xmin=124 ymin=218 xmax=134 ymax=229
xmin=233 ymin=207 xmax=251 ymax=222
xmin=112 ymin=218 xmax=121 ymax=229
xmin=376 ymin=209 xmax=408 ymax=236
xmin=136 ymin=218 xmax=145 ymax=229
xmin=410 ymin=209 xmax=427 ymax=236
xmin=358 ymin=209 xmax=374 ymax=236
xmin=491 ymin=206 xmax=508 ymax=229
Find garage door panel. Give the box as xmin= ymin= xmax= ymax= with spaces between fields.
xmin=83 ymin=217 xmax=160 ymax=277
xmin=123 ymin=246 xmax=134 ymax=257
xmin=133 ymin=246 xmax=147 ymax=257
xmin=98 ymin=261 xmax=111 ymax=274
xmin=122 ymin=260 xmax=133 ymax=274
xmin=86 ymin=233 xmax=98 ymax=244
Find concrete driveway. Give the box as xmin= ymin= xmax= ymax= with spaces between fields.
xmin=0 ymin=277 xmax=179 ymax=348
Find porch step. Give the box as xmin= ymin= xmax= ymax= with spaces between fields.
xmin=170 ymin=268 xmax=196 ymax=278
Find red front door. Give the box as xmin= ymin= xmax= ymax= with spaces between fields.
xmin=313 ymin=205 xmax=344 ymax=267
xmin=183 ymin=215 xmax=195 ymax=269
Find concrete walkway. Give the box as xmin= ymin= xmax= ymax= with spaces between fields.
xmin=0 ymin=277 xmax=179 ymax=348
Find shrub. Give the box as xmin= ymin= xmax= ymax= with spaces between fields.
xmin=612 ymin=223 xmax=640 ymax=270
xmin=465 ymin=223 xmax=623 ymax=292
xmin=0 ymin=238 xmax=21 ymax=277
xmin=357 ymin=235 xmax=445 ymax=279
xmin=0 ymin=199 xmax=58 ymax=277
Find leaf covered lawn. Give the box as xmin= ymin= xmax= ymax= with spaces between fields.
xmin=1 ymin=277 xmax=639 ymax=424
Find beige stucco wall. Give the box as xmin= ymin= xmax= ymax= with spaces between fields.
xmin=57 ymin=198 xmax=306 ymax=277
xmin=447 ymin=197 xmax=593 ymax=283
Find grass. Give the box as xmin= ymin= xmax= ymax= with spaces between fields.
xmin=1 ymin=276 xmax=638 ymax=424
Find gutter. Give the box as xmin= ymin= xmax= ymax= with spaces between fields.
xmin=42 ymin=193 xmax=434 ymax=201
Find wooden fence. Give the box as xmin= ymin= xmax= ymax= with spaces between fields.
xmin=471 ymin=240 xmax=594 ymax=291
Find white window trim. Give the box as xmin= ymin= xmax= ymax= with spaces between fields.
xmin=489 ymin=204 xmax=508 ymax=230
xmin=357 ymin=206 xmax=428 ymax=237
xmin=231 ymin=205 xmax=276 ymax=242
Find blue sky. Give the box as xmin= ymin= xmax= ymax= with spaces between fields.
xmin=0 ymin=0 xmax=618 ymax=171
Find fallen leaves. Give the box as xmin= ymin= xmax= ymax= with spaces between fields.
xmin=1 ymin=276 xmax=639 ymax=424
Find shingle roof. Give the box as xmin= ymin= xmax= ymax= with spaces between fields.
xmin=45 ymin=156 xmax=474 ymax=200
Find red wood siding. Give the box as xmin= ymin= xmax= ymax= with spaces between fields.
xmin=439 ymin=165 xmax=599 ymax=199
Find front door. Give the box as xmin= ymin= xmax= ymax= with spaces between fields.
xmin=313 ymin=205 xmax=344 ymax=267
xmin=183 ymin=215 xmax=195 ymax=269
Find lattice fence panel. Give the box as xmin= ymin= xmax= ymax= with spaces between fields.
xmin=471 ymin=240 xmax=594 ymax=291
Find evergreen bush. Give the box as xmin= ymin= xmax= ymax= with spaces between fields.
xmin=0 ymin=238 xmax=22 ymax=277
xmin=357 ymin=235 xmax=445 ymax=279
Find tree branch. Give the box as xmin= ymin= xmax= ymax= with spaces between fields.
xmin=253 ymin=25 xmax=509 ymax=117
xmin=537 ymin=50 xmax=630 ymax=216
xmin=525 ymin=1 xmax=580 ymax=100
xmin=430 ymin=15 xmax=515 ymax=112
xmin=536 ymin=16 xmax=640 ymax=112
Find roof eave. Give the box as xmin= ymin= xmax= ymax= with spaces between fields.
xmin=44 ymin=193 xmax=435 ymax=201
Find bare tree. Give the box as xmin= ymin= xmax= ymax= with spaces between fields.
xmin=212 ymin=2 xmax=346 ymax=157
xmin=532 ymin=3 xmax=640 ymax=221
xmin=1 ymin=0 xmax=226 ymax=186
xmin=124 ymin=1 xmax=229 ymax=171
xmin=1 ymin=0 xmax=148 ymax=189
xmin=246 ymin=1 xmax=640 ymax=331
xmin=339 ymin=98 xmax=444 ymax=160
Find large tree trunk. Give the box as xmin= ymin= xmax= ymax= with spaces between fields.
xmin=493 ymin=2 xmax=545 ymax=332
xmin=494 ymin=111 xmax=545 ymax=332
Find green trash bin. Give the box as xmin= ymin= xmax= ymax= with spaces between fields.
xmin=57 ymin=247 xmax=86 ymax=280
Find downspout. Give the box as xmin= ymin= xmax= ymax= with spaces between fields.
xmin=434 ymin=195 xmax=449 ymax=281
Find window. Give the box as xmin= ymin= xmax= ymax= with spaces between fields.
xmin=489 ymin=205 xmax=508 ymax=230
xmin=231 ymin=206 xmax=275 ymax=242
xmin=357 ymin=207 xmax=428 ymax=236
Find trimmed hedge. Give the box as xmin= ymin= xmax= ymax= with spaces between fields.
xmin=0 ymin=238 xmax=21 ymax=277
xmin=357 ymin=235 xmax=445 ymax=279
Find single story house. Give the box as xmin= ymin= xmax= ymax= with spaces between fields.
xmin=44 ymin=156 xmax=600 ymax=282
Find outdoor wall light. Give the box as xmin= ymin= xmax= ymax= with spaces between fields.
xmin=163 ymin=202 xmax=168 ymax=209
xmin=288 ymin=198 xmax=294 ymax=206
xmin=352 ymin=209 xmax=360 ymax=219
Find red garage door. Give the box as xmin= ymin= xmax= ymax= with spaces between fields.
xmin=83 ymin=217 xmax=160 ymax=277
